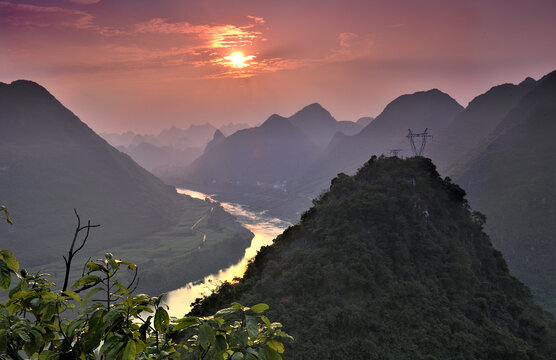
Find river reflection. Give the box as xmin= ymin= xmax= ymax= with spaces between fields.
xmin=164 ymin=188 xmax=290 ymax=317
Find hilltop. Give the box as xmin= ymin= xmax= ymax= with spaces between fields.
xmin=191 ymin=157 xmax=556 ymax=359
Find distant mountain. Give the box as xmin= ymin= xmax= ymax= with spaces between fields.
xmin=117 ymin=142 xmax=203 ymax=172
xmin=99 ymin=130 xmax=136 ymax=148
xmin=356 ymin=116 xmax=374 ymax=127
xmin=430 ymin=78 xmax=537 ymax=172
xmin=288 ymin=103 xmax=362 ymax=149
xmin=0 ymin=80 xmax=251 ymax=294
xmin=294 ymin=89 xmax=463 ymax=197
xmin=455 ymin=70 xmax=556 ymax=313
xmin=192 ymin=157 xmax=556 ymax=359
xmin=185 ymin=114 xmax=320 ymax=187
xmin=219 ymin=122 xmax=250 ymax=136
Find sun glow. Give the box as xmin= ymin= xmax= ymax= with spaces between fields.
xmin=224 ymin=52 xmax=255 ymax=68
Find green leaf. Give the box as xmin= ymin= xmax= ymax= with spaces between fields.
xmin=122 ymin=339 xmax=136 ymax=360
xmin=266 ymin=340 xmax=284 ymax=354
xmin=215 ymin=307 xmax=240 ymax=317
xmin=197 ymin=323 xmax=215 ymax=350
xmin=85 ymin=262 xmax=102 ymax=272
xmin=215 ymin=334 xmax=227 ymax=352
xmin=100 ymin=334 xmax=122 ymax=355
xmin=82 ymin=309 xmax=106 ymax=352
xmin=0 ymin=261 xmax=12 ymax=290
xmin=1 ymin=205 xmax=12 ymax=225
xmin=231 ymin=353 xmax=245 ymax=360
xmin=109 ymin=258 xmax=119 ymax=270
xmin=118 ymin=260 xmax=137 ymax=270
xmin=250 ymin=303 xmax=269 ymax=314
xmin=72 ymin=275 xmax=102 ymax=288
xmin=264 ymin=345 xmax=282 ymax=360
xmin=154 ymin=307 xmax=169 ymax=332
xmin=173 ymin=316 xmax=198 ymax=331
xmin=245 ymin=315 xmax=259 ymax=340
xmin=0 ymin=250 xmax=19 ymax=272
xmin=62 ymin=290 xmax=81 ymax=302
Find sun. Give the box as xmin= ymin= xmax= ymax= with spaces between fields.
xmin=224 ymin=52 xmax=255 ymax=68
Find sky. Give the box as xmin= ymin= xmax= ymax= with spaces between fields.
xmin=1 ymin=0 xmax=556 ymax=133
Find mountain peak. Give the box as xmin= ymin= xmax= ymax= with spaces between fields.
xmin=260 ymin=114 xmax=289 ymax=129
xmin=212 ymin=129 xmax=225 ymax=141
xmin=519 ymin=76 xmax=536 ymax=86
xmin=290 ymin=102 xmax=335 ymax=123
xmin=0 ymin=80 xmax=54 ymax=99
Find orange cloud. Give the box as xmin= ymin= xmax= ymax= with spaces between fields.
xmin=135 ymin=18 xmax=262 ymax=49
xmin=247 ymin=15 xmax=265 ymax=24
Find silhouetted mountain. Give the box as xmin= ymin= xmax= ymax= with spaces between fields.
xmin=455 ymin=70 xmax=556 ymax=313
xmin=192 ymin=157 xmax=556 ymax=359
xmin=294 ymin=89 xmax=463 ymax=197
xmin=0 ymin=80 xmax=251 ymax=293
xmin=288 ymin=103 xmax=361 ymax=148
xmin=430 ymin=78 xmax=537 ymax=172
xmin=185 ymin=114 xmax=320 ymax=187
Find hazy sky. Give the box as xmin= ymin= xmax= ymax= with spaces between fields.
xmin=1 ymin=0 xmax=556 ymax=133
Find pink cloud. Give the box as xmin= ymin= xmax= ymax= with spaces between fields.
xmin=0 ymin=1 xmax=121 ymax=35
xmin=247 ymin=15 xmax=265 ymax=24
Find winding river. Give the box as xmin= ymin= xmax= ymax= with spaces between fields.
xmin=164 ymin=188 xmax=291 ymax=317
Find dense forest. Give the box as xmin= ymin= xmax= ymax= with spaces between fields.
xmin=191 ymin=157 xmax=556 ymax=359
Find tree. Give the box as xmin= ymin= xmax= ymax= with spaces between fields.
xmin=0 ymin=213 xmax=291 ymax=359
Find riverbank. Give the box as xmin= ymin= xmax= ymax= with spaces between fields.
xmin=164 ymin=188 xmax=290 ymax=317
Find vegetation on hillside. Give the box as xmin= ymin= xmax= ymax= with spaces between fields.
xmin=0 ymin=249 xmax=290 ymax=359
xmin=191 ymin=156 xmax=556 ymax=359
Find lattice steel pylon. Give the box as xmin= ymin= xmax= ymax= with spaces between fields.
xmin=406 ymin=128 xmax=433 ymax=157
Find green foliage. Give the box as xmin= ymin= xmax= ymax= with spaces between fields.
xmin=191 ymin=157 xmax=556 ymax=359
xmin=0 ymin=205 xmax=12 ymax=225
xmin=0 ymin=251 xmax=291 ymax=359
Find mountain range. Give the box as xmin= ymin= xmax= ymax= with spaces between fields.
xmin=179 ymin=69 xmax=556 ymax=316
xmin=101 ymin=122 xmax=250 ymax=173
xmin=0 ymin=80 xmax=251 ymax=294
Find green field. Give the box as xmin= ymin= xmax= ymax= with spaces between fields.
xmin=29 ymin=196 xmax=253 ymax=296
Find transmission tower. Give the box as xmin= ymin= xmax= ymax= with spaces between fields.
xmin=388 ymin=149 xmax=403 ymax=157
xmin=406 ymin=128 xmax=433 ymax=157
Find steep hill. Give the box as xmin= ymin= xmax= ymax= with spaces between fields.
xmin=288 ymin=103 xmax=362 ymax=148
xmin=185 ymin=114 xmax=321 ymax=187
xmin=0 ymin=80 xmax=251 ymax=293
xmin=456 ymin=70 xmax=556 ymax=313
xmin=430 ymin=78 xmax=537 ymax=172
xmin=191 ymin=157 xmax=556 ymax=359
xmin=293 ymin=89 xmax=463 ymax=198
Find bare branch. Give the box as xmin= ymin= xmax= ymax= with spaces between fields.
xmin=127 ymin=268 xmax=138 ymax=291
xmin=61 ymin=209 xmax=100 ymax=292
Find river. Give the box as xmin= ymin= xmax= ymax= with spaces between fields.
xmin=164 ymin=188 xmax=291 ymax=317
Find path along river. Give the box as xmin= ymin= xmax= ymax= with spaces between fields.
xmin=164 ymin=188 xmax=291 ymax=317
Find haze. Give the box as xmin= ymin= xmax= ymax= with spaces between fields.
xmin=1 ymin=0 xmax=556 ymax=133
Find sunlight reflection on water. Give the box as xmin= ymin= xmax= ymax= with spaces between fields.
xmin=164 ymin=188 xmax=290 ymax=317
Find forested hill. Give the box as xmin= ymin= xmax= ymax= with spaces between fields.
xmin=191 ymin=156 xmax=556 ymax=359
